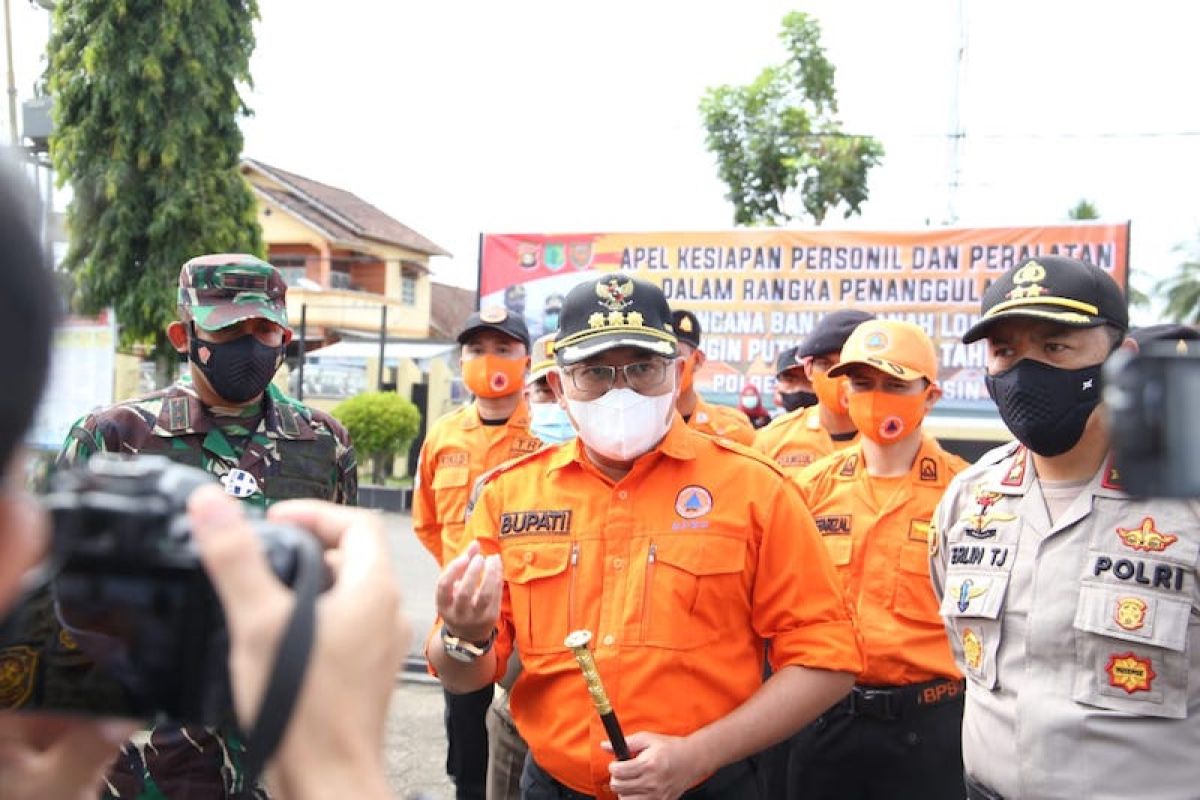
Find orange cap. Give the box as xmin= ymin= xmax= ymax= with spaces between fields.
xmin=827 ymin=319 xmax=938 ymax=383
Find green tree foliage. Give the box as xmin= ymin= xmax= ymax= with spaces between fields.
xmin=1065 ymin=199 xmax=1148 ymax=308
xmin=699 ymin=12 xmax=884 ymax=226
xmin=49 ymin=0 xmax=263 ymax=360
xmin=333 ymin=391 xmax=422 ymax=485
xmin=1067 ymin=198 xmax=1100 ymax=220
xmin=1156 ymin=235 xmax=1200 ymax=323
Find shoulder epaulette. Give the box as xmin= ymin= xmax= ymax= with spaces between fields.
xmin=978 ymin=439 xmax=1021 ymax=467
xmin=709 ymin=435 xmax=787 ymax=479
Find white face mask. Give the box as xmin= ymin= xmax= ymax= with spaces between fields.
xmin=565 ymin=386 xmax=675 ymax=462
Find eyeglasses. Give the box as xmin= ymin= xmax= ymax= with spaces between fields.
xmin=562 ymin=359 xmax=671 ymax=397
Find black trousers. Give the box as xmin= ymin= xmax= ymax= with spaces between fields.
xmin=445 ymin=684 xmax=495 ymax=800
xmin=787 ymin=688 xmax=965 ymax=800
xmin=519 ymin=753 xmax=762 ymax=800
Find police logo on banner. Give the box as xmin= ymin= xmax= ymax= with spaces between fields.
xmin=675 ymin=486 xmax=713 ymax=519
xmin=221 ymin=468 xmax=260 ymax=498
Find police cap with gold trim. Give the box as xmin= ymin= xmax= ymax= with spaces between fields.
xmin=963 ymin=255 xmax=1128 ymax=344
xmin=457 ymin=306 xmax=531 ymax=350
xmin=553 ymin=275 xmax=677 ymax=365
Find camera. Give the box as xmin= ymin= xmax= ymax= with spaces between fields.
xmin=0 ymin=455 xmax=322 ymax=725
xmin=1104 ymin=340 xmax=1200 ymax=498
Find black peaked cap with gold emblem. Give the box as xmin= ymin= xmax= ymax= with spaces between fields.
xmin=553 ymin=275 xmax=677 ymax=365
xmin=962 ymin=255 xmax=1128 ymax=344
xmin=458 ymin=306 xmax=531 ymax=350
xmin=670 ymin=309 xmax=702 ymax=349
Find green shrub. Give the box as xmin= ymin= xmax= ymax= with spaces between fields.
xmin=333 ymin=391 xmax=421 ymax=484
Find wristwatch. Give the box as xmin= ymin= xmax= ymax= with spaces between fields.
xmin=441 ymin=625 xmax=497 ymax=663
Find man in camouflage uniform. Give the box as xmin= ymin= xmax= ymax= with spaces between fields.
xmin=55 ymin=253 xmax=357 ymax=799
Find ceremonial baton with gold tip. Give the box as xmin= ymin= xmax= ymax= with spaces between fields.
xmin=565 ymin=629 xmax=631 ymax=760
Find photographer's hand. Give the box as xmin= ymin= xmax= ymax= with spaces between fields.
xmin=188 ymin=486 xmax=407 ymax=800
xmin=0 ymin=488 xmax=137 ymax=799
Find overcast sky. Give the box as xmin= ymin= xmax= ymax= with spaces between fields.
xmin=8 ymin=1 xmax=1200 ymax=321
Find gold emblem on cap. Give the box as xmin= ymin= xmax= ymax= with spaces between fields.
xmin=1006 ymin=260 xmax=1049 ymax=301
xmin=479 ymin=306 xmax=508 ymax=323
xmin=678 ymin=315 xmax=694 ymax=333
xmin=595 ymin=276 xmax=634 ymax=311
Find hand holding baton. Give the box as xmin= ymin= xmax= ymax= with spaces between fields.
xmin=565 ymin=629 xmax=631 ymax=760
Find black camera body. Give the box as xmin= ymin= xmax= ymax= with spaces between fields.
xmin=23 ymin=454 xmax=318 ymax=725
xmin=1104 ymin=342 xmax=1200 ymax=498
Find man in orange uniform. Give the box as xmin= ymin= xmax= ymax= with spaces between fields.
xmin=753 ymin=310 xmax=873 ymax=475
xmin=670 ymin=308 xmax=756 ymax=445
xmin=428 ymin=275 xmax=863 ymax=800
xmin=413 ymin=306 xmax=541 ymax=800
xmin=787 ymin=319 xmax=968 ymax=799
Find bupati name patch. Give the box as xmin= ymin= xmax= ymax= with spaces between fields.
xmin=815 ymin=515 xmax=852 ymax=535
xmin=500 ymin=510 xmax=572 ymax=536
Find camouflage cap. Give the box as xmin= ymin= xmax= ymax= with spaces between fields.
xmin=178 ymin=253 xmax=289 ymax=332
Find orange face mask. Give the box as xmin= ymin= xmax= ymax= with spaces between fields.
xmin=462 ymin=355 xmax=526 ymax=399
xmin=847 ymin=388 xmax=930 ymax=444
xmin=679 ymin=353 xmax=698 ymax=395
xmin=811 ymin=369 xmax=849 ymax=413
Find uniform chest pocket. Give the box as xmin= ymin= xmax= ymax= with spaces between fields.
xmin=894 ymin=540 xmax=940 ymax=622
xmin=821 ymin=535 xmax=852 ymax=567
xmin=431 ymin=465 xmax=470 ymax=523
xmin=1071 ymin=583 xmax=1192 ymax=719
xmin=639 ymin=535 xmax=746 ymax=651
xmin=502 ymin=541 xmax=575 ymax=655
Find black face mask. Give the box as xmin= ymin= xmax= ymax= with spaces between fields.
xmin=779 ymin=390 xmax=818 ymax=413
xmin=189 ymin=327 xmax=283 ymax=404
xmin=985 ymin=359 xmax=1103 ymax=457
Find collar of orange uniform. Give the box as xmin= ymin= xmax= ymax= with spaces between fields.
xmin=835 ymin=433 xmax=945 ymax=483
xmin=461 ymin=398 xmax=530 ymax=431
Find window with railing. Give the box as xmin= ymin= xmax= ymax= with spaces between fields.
xmin=401 ymin=265 xmax=418 ymax=305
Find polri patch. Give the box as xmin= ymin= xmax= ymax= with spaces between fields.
xmin=1106 ymin=652 xmax=1155 ymax=694
xmin=1116 ymin=517 xmax=1177 ymax=553
xmin=1114 ymin=596 xmax=1149 ymax=632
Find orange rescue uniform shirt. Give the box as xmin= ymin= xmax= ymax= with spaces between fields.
xmin=413 ymin=400 xmax=541 ymax=565
xmin=795 ymin=434 xmax=967 ymax=687
xmin=467 ymin=416 xmax=863 ymax=797
xmin=753 ymin=404 xmax=857 ymax=475
xmin=685 ymin=397 xmax=755 ymax=445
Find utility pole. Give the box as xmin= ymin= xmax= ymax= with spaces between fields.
xmin=946 ymin=0 xmax=967 ymax=225
xmin=4 ymin=0 xmax=17 ymax=145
